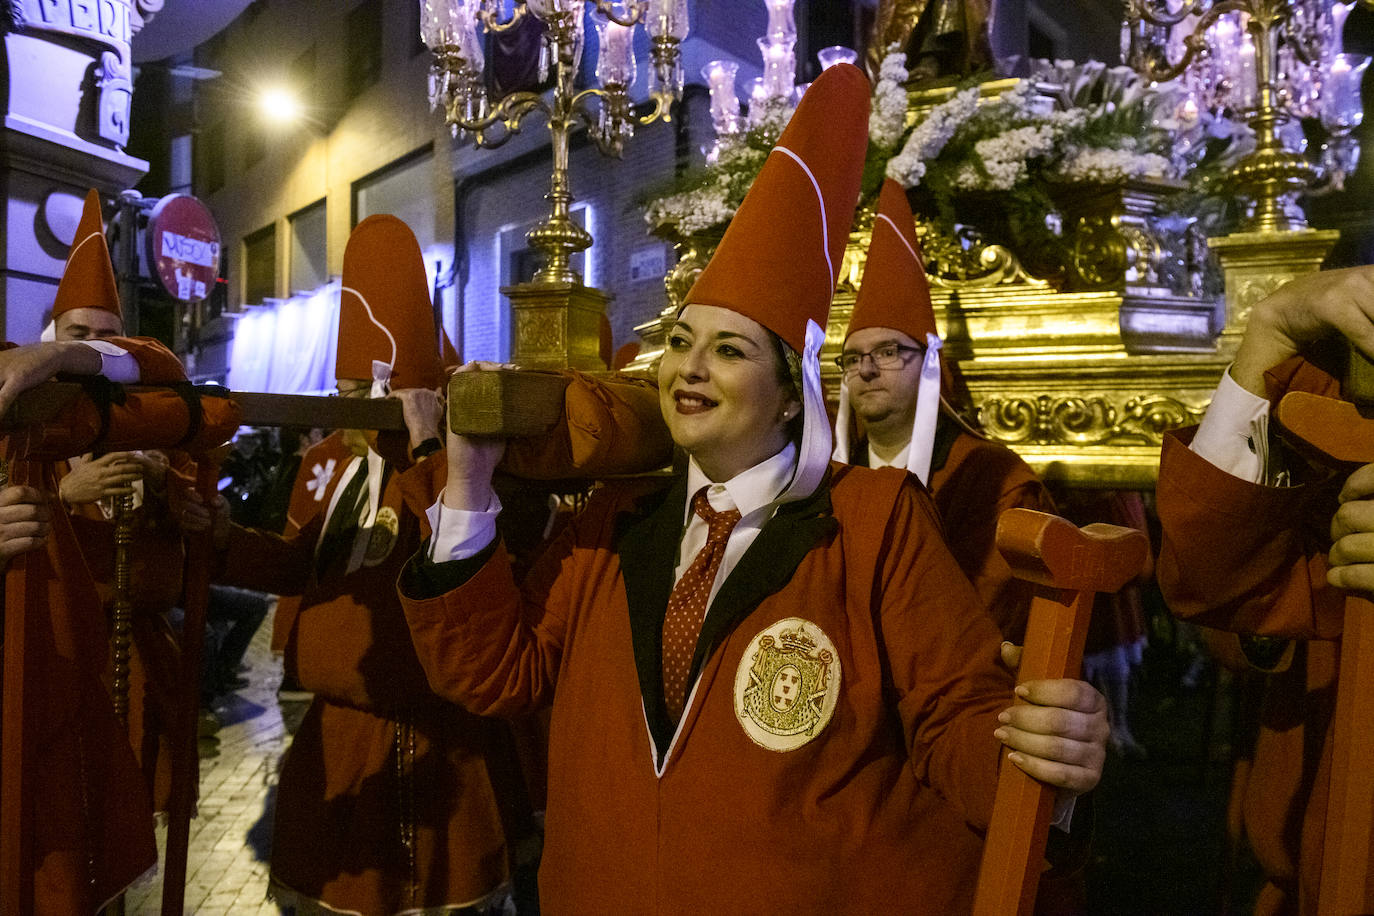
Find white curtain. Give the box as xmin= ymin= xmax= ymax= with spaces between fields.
xmin=226 ymin=281 xmax=340 ymax=396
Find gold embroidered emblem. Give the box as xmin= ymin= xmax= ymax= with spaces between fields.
xmin=362 ymin=506 xmax=400 ymax=566
xmin=734 ymin=618 xmax=840 ymax=752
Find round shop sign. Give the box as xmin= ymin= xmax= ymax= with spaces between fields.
xmin=146 ymin=193 xmax=221 ymax=302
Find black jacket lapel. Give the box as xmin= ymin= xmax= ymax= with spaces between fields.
xmin=613 ymin=475 xmax=687 ymax=760
xmin=687 ymin=478 xmax=838 ymax=689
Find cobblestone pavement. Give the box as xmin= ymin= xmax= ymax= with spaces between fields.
xmin=125 ymin=605 xmax=305 ymax=915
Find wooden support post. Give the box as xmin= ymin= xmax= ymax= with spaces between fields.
xmin=161 ymin=458 xmax=223 ymax=916
xmin=1275 ymin=391 xmax=1374 ymax=916
xmin=972 ymin=508 xmax=1149 ymax=916
xmin=0 ymin=456 xmax=36 ymax=916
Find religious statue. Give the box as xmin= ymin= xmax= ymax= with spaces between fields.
xmin=867 ymin=0 xmax=995 ymax=85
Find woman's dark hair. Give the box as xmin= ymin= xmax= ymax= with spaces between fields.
xmin=768 ymin=331 xmax=805 ymax=444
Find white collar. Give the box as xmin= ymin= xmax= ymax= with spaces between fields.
xmin=683 ymin=441 xmax=798 ymax=525
xmin=868 ymin=440 xmax=911 ymax=470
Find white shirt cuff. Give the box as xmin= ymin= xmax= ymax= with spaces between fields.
xmin=1051 ymin=794 xmax=1075 ymax=832
xmin=80 ymin=340 xmax=139 ymax=384
xmin=425 ymin=488 xmax=502 ymax=562
xmin=1189 ymin=366 xmax=1270 ymax=485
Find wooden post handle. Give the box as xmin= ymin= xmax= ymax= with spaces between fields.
xmin=973 ymin=509 xmax=1148 ymax=916
xmin=1276 ymin=391 xmax=1374 ymax=916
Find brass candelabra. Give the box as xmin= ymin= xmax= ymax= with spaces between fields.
xmin=424 ymin=0 xmax=686 ymax=285
xmin=1124 ymin=0 xmax=1367 ymax=234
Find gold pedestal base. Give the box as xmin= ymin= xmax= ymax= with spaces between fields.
xmin=505 ymin=280 xmax=612 ymax=371
xmin=1208 ymin=228 xmax=1339 ymax=347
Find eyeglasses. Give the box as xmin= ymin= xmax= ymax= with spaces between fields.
xmin=834 ymin=343 xmax=923 ymax=375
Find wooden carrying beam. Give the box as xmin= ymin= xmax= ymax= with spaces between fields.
xmin=972 ymin=509 xmax=1149 ymax=916
xmin=0 ymin=373 xmax=576 ymax=438
xmin=1277 ymin=391 xmax=1374 ymax=916
xmin=446 ymin=368 xmax=570 ymax=437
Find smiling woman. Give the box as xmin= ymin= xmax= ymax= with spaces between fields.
xmin=658 ymin=306 xmax=799 ymax=482
xmin=399 ymin=62 xmax=1109 ymax=915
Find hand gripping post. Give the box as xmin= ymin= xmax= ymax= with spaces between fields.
xmin=1277 ymin=390 xmax=1374 ymax=916
xmin=972 ymin=509 xmax=1149 ymax=916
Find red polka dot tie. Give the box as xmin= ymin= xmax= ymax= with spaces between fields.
xmin=662 ymin=488 xmax=742 ymax=723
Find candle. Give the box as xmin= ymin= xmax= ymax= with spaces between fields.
xmin=1332 ymin=1 xmax=1353 ymax=52
xmin=646 ymin=0 xmax=689 ymax=40
xmin=702 ymin=60 xmax=740 ymax=125
xmin=1237 ymin=34 xmax=1257 ymax=109
xmin=1325 ymin=53 xmax=1371 ymax=130
xmin=596 ymin=19 xmax=636 ymax=87
xmin=817 ymin=46 xmax=857 ymax=71
xmin=758 ymin=36 xmax=796 ymax=100
xmin=765 ymin=0 xmax=795 ymax=42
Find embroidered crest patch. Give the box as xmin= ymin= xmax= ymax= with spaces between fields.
xmin=362 ymin=506 xmax=400 ymax=566
xmin=734 ymin=618 xmax=840 ymax=752
xmin=306 ymin=459 xmax=337 ymax=502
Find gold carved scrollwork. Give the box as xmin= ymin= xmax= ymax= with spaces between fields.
xmin=924 ymin=236 xmax=1052 ymax=289
xmin=979 ymin=392 xmax=1208 ymax=447
xmin=661 ymin=230 xmax=721 ymax=311
xmin=1070 ymin=215 xmax=1128 ymax=289
xmin=515 ymin=309 xmax=565 ymax=355
xmin=1231 ymin=275 xmax=1289 ymax=330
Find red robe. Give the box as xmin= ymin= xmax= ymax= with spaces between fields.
xmin=853 ymin=416 xmax=1056 ymax=641
xmin=1157 ymin=358 xmax=1345 ymax=915
xmin=400 ymin=462 xmax=1014 ymax=915
xmin=2 ymin=336 xmax=190 ymax=914
xmin=61 ymin=451 xmax=194 ymax=815
xmin=219 ymin=433 xmax=518 ymax=915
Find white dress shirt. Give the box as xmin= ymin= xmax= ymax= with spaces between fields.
xmin=78 ymin=339 xmax=140 ymax=383
xmin=427 ymin=443 xmax=799 ymax=588
xmin=1188 ymin=367 xmax=1274 ymax=484
xmin=867 ymin=441 xmax=910 ymax=471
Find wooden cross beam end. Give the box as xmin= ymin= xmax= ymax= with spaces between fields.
xmin=995 ymin=508 xmax=1149 ymax=594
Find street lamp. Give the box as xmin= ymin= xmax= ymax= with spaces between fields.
xmin=257 ymin=85 xmax=305 ymax=126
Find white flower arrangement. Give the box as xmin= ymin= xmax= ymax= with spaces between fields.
xmin=885 ymin=87 xmax=980 ymax=187
xmin=1052 ymin=147 xmax=1173 ymax=183
xmin=884 ymin=59 xmax=1213 ymax=211
xmin=962 ymin=124 xmax=1058 ymax=190
xmin=641 ymin=56 xmax=1239 ymax=247
xmin=869 ymin=45 xmax=910 ymax=149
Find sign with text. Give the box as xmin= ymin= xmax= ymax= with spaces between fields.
xmin=146 ymin=194 xmax=221 ymax=302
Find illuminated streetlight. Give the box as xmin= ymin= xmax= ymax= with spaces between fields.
xmin=258 ymin=85 xmax=303 ymax=125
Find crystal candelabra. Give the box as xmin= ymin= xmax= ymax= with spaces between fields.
xmin=700 ymin=0 xmax=858 ymax=158
xmin=420 ymin=0 xmax=688 ymax=284
xmin=1124 ymin=0 xmax=1371 ymax=233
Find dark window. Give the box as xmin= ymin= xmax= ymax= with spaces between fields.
xmin=197 ymin=121 xmax=225 ymax=194
xmin=1028 ymin=21 xmax=1056 ymax=60
xmin=289 ymin=199 xmax=328 ymax=293
xmin=243 ymin=223 xmax=277 ymax=304
xmin=510 ymin=247 xmax=542 ymax=285
xmin=347 ymin=0 xmax=383 ymax=101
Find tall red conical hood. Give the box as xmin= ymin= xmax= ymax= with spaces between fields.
xmin=684 ymin=63 xmax=871 ymax=353
xmin=846 ymin=178 xmax=935 ymax=343
xmin=335 ymin=215 xmax=444 ymax=391
xmin=52 ymin=189 xmax=121 ymax=320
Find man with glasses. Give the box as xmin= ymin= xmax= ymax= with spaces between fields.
xmin=833 ymin=179 xmax=1054 ymax=642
